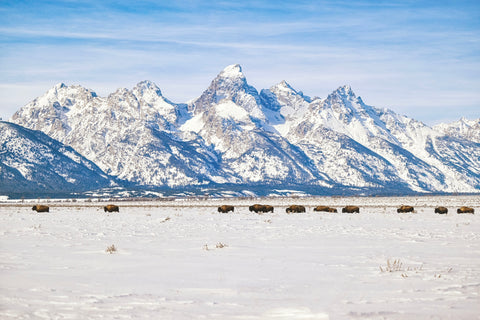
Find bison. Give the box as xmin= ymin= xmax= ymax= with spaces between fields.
xmin=435 ymin=206 xmax=448 ymax=214
xmin=397 ymin=205 xmax=414 ymax=213
xmin=457 ymin=206 xmax=474 ymax=214
xmin=249 ymin=204 xmax=273 ymax=214
xmin=249 ymin=204 xmax=262 ymax=213
xmin=32 ymin=205 xmax=49 ymax=212
xmin=218 ymin=205 xmax=234 ymax=213
xmin=342 ymin=206 xmax=359 ymax=213
xmin=264 ymin=205 xmax=274 ymax=213
xmin=104 ymin=204 xmax=119 ymax=213
xmin=286 ymin=205 xmax=306 ymax=213
xmin=313 ymin=206 xmax=337 ymax=213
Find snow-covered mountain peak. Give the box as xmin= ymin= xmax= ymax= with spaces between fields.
xmin=323 ymin=85 xmax=364 ymax=114
xmin=191 ymin=65 xmax=264 ymax=120
xmin=458 ymin=117 xmax=477 ymax=127
xmin=54 ymin=82 xmax=66 ymax=90
xmin=330 ymin=85 xmax=357 ymax=100
xmin=10 ymin=83 xmax=98 ymax=128
xmin=219 ymin=64 xmax=244 ymax=79
xmin=43 ymin=82 xmax=96 ymax=100
xmin=133 ymin=80 xmax=162 ymax=96
xmin=212 ymin=64 xmax=248 ymax=90
xmin=208 ymin=64 xmax=250 ymax=94
xmin=131 ymin=80 xmax=176 ymax=109
xmin=275 ymin=80 xmax=295 ymax=92
xmin=260 ymin=80 xmax=311 ymax=117
xmin=434 ymin=117 xmax=480 ymax=143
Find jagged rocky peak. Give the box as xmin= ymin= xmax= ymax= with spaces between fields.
xmin=323 ymin=85 xmax=367 ymax=113
xmin=270 ymin=80 xmax=311 ymax=100
xmin=10 ymin=82 xmax=96 ymax=134
xmin=434 ymin=117 xmax=480 ymax=143
xmin=210 ymin=64 xmax=251 ymax=95
xmin=218 ymin=64 xmax=245 ymax=79
xmin=133 ymin=80 xmax=163 ymax=96
xmin=327 ymin=85 xmax=357 ymax=101
xmin=48 ymin=82 xmax=97 ymax=99
xmin=131 ymin=80 xmax=172 ymax=107
xmin=268 ymin=81 xmax=298 ymax=98
xmin=261 ymin=80 xmax=311 ymax=116
xmin=54 ymin=82 xmax=66 ymax=90
xmin=191 ymin=64 xmax=264 ymax=119
xmin=335 ymin=84 xmax=355 ymax=96
xmin=273 ymin=80 xmax=294 ymax=91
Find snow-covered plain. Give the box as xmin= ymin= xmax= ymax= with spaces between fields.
xmin=1 ymin=196 xmax=479 ymax=319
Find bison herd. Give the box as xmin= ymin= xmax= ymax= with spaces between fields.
xmin=26 ymin=203 xmax=476 ymax=215
xmin=217 ymin=204 xmax=475 ymax=214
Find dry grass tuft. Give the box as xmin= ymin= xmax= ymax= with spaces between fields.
xmin=216 ymin=242 xmax=228 ymax=249
xmin=203 ymin=242 xmax=229 ymax=250
xmin=106 ymin=244 xmax=117 ymax=254
xmin=380 ymin=259 xmax=404 ymax=273
xmin=380 ymin=259 xmax=425 ymax=278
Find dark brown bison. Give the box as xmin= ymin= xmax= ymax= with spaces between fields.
xmin=397 ymin=205 xmax=414 ymax=213
xmin=435 ymin=206 xmax=448 ymax=214
xmin=218 ymin=205 xmax=234 ymax=213
xmin=457 ymin=206 xmax=474 ymax=214
xmin=32 ymin=205 xmax=49 ymax=212
xmin=249 ymin=204 xmax=273 ymax=214
xmin=342 ymin=206 xmax=359 ymax=213
xmin=249 ymin=204 xmax=264 ymax=213
xmin=313 ymin=206 xmax=337 ymax=213
xmin=286 ymin=205 xmax=306 ymax=213
xmin=104 ymin=204 xmax=119 ymax=212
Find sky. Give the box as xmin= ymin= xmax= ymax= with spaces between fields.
xmin=0 ymin=0 xmax=479 ymax=125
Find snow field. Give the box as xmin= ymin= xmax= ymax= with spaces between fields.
xmin=1 ymin=196 xmax=479 ymax=319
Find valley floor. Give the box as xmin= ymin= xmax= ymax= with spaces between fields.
xmin=1 ymin=196 xmax=479 ymax=319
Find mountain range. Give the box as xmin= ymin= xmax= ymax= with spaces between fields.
xmin=3 ymin=64 xmax=480 ymax=197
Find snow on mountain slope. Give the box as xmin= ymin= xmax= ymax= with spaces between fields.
xmin=184 ymin=65 xmax=329 ymax=186
xmin=284 ymin=116 xmax=411 ymax=189
xmin=265 ymin=84 xmax=480 ymax=192
xmin=259 ymin=81 xmax=312 ymax=135
xmin=8 ymin=64 xmax=480 ymax=193
xmin=434 ymin=117 xmax=480 ymax=143
xmin=0 ymin=121 xmax=113 ymax=194
xmin=373 ymin=109 xmax=480 ymax=192
xmin=10 ymin=81 xmax=222 ymax=187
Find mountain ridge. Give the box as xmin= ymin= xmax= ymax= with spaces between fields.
xmin=6 ymin=64 xmax=480 ymax=195
xmin=0 ymin=121 xmax=114 ymax=195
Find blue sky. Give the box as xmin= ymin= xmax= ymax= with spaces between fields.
xmin=1 ymin=0 xmax=479 ymax=124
